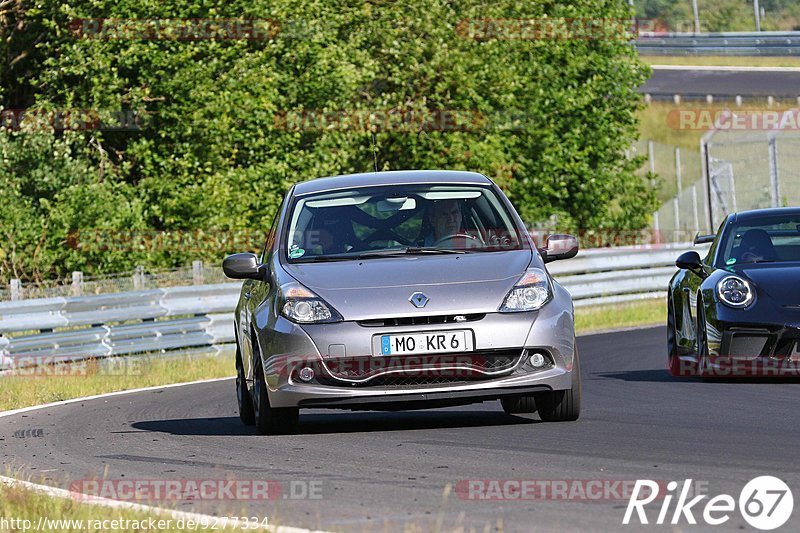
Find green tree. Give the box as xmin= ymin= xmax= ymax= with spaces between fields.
xmin=1 ymin=0 xmax=654 ymax=283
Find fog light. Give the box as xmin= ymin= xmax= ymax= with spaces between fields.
xmin=298 ymin=367 xmax=315 ymax=382
xmin=529 ymin=352 xmax=546 ymax=368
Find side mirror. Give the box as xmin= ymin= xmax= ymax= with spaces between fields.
xmin=539 ymin=234 xmax=579 ymax=264
xmin=223 ymin=253 xmax=263 ymax=280
xmin=676 ymin=250 xmax=707 ymax=278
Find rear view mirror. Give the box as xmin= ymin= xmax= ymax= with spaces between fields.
xmin=223 ymin=253 xmax=263 ymax=280
xmin=377 ymin=197 xmax=416 ymax=212
xmin=539 ymin=234 xmax=579 ymax=264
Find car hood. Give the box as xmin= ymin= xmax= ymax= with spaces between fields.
xmin=283 ymin=250 xmax=533 ymax=320
xmin=734 ymin=263 xmax=800 ymax=307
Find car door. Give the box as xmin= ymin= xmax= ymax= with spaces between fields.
xmin=242 ymin=208 xmax=282 ymax=384
xmin=680 ymin=223 xmax=724 ymax=352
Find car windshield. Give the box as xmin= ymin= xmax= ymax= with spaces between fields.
xmin=284 ymin=184 xmax=525 ymax=262
xmin=716 ymin=214 xmax=800 ymax=267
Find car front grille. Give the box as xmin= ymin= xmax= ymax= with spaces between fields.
xmin=315 ymin=348 xmax=523 ymax=387
xmin=357 ymin=314 xmax=485 ymax=328
xmin=351 ymin=375 xmax=473 ymax=388
xmin=719 ymin=326 xmax=800 ymax=359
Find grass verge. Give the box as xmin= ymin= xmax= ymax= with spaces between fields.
xmin=0 ymin=480 xmax=257 ymax=532
xmin=0 ymin=352 xmax=234 ymax=412
xmin=641 ymin=55 xmax=800 ymax=68
xmin=1 ymin=482 xmax=186 ymax=532
xmin=575 ymin=298 xmax=665 ymax=335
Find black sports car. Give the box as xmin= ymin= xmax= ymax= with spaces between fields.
xmin=668 ymin=207 xmax=800 ymax=378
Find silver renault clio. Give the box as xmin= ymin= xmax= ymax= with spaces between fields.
xmin=223 ymin=170 xmax=580 ymax=434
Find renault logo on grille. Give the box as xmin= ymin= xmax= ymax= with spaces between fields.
xmin=409 ymin=292 xmax=429 ymax=308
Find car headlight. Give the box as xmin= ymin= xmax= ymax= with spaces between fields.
xmin=499 ymin=267 xmax=552 ymax=312
xmin=279 ymin=282 xmax=343 ymax=324
xmin=717 ymin=275 xmax=754 ymax=308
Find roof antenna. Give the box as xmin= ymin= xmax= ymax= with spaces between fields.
xmin=371 ymin=132 xmax=379 ymax=172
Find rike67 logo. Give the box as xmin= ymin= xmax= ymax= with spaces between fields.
xmin=624 ymin=476 xmax=793 ymax=530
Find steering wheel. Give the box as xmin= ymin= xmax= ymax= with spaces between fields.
xmin=432 ymin=233 xmax=480 ymax=247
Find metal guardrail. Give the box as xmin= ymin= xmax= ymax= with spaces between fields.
xmin=0 ymin=283 xmax=241 ymax=370
xmin=550 ymin=241 xmax=710 ymax=307
xmin=637 ymin=31 xmax=800 ymax=56
xmin=0 ymin=243 xmax=708 ymax=369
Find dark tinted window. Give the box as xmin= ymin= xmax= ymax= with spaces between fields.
xmin=716 ymin=214 xmax=800 ymax=266
xmin=284 ymin=184 xmax=525 ymax=262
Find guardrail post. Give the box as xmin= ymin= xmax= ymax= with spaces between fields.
xmin=675 ymin=146 xmax=682 ymax=236
xmin=768 ymin=133 xmax=780 ymax=207
xmin=10 ymin=279 xmax=22 ymax=301
xmin=133 ymin=266 xmax=145 ymax=290
xmin=652 ymin=211 xmax=660 ymax=244
xmin=71 ymin=271 xmax=84 ymax=296
xmin=754 ymin=0 xmax=761 ymax=31
xmin=192 ymin=260 xmax=204 ymax=285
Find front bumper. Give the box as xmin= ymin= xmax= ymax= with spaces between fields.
xmin=701 ymin=323 xmax=800 ymax=377
xmin=279 ymin=366 xmax=570 ymax=409
xmin=256 ymin=284 xmax=577 ymax=408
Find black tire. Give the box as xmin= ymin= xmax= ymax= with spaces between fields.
xmin=536 ymin=345 xmax=581 ymax=422
xmin=501 ymin=395 xmax=537 ymax=414
xmin=695 ymin=298 xmax=711 ymax=378
xmin=236 ymin=347 xmax=255 ymax=426
xmin=252 ymin=356 xmax=299 ymax=435
xmin=667 ymin=295 xmax=686 ymax=377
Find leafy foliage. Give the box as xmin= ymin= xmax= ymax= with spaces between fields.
xmin=1 ymin=0 xmax=654 ymax=283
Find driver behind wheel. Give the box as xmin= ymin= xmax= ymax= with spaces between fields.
xmin=421 ymin=199 xmax=471 ymax=247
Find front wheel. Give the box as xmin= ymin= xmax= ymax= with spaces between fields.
xmin=236 ymin=348 xmax=255 ymax=426
xmin=536 ymin=346 xmax=581 ymax=422
xmin=500 ymin=395 xmax=536 ymax=414
xmin=252 ymin=359 xmax=299 ymax=435
xmin=667 ymin=295 xmax=686 ymax=377
xmin=695 ymin=300 xmax=711 ymax=378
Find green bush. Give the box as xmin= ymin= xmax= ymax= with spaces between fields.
xmin=1 ymin=0 xmax=654 ymax=283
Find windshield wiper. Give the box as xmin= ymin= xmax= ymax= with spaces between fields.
xmin=357 ymin=247 xmax=467 ymax=259
xmin=405 ymin=247 xmax=467 ymax=255
xmin=296 ymin=255 xmax=358 ymax=263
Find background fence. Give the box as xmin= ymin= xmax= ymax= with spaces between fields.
xmin=2 ymin=261 xmax=228 ymax=302
xmin=635 ymin=139 xmax=710 ymax=241
xmin=636 ymin=32 xmax=800 ymax=56
xmin=0 ymin=243 xmax=708 ymax=371
xmin=650 ymin=109 xmax=800 ymax=241
xmin=704 ymin=129 xmax=800 ymax=227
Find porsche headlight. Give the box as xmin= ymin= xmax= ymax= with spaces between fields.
xmin=717 ymin=275 xmax=754 ymax=308
xmin=279 ymin=282 xmax=343 ymax=323
xmin=499 ymin=267 xmax=552 ymax=312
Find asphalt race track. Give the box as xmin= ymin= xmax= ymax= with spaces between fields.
xmin=641 ymin=67 xmax=800 ymax=99
xmin=3 ymin=326 xmax=800 ymax=531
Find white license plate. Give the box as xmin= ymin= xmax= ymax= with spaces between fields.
xmin=379 ymin=331 xmax=471 ymax=356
